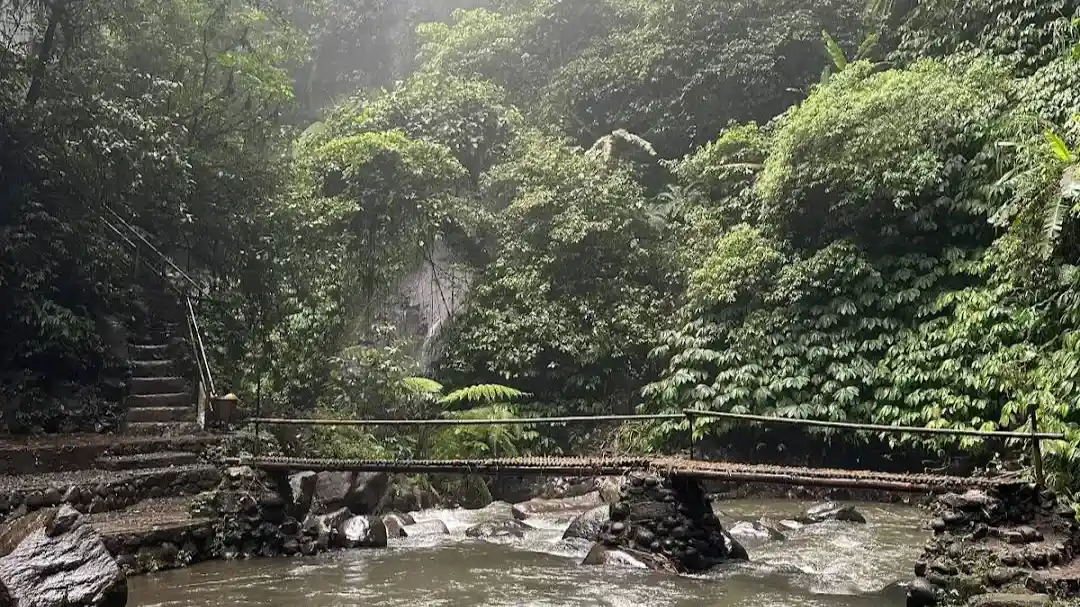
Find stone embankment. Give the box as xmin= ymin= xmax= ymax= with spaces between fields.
xmin=907 ymin=482 xmax=1080 ymax=607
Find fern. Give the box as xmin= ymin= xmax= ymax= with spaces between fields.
xmin=438 ymin=383 xmax=529 ymax=406
xmin=401 ymin=376 xmax=444 ymax=395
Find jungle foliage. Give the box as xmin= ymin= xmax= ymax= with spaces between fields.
xmin=7 ymin=0 xmax=1080 ymax=492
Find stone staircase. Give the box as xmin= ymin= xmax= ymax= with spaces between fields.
xmin=115 ymin=316 xmax=205 ymax=471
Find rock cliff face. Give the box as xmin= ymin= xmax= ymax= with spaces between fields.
xmin=0 ymin=505 xmax=127 ymax=607
xmin=593 ymin=472 xmax=734 ymax=573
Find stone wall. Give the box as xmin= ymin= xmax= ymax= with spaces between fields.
xmin=0 ymin=467 xmax=221 ymax=522
xmin=184 ymin=467 xmax=390 ymax=564
xmin=101 ymin=519 xmax=217 ymax=575
xmin=908 ymin=482 xmax=1080 ymax=606
xmin=596 ymin=472 xmax=734 ymax=573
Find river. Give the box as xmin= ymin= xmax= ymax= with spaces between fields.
xmin=128 ymin=498 xmax=925 ymax=607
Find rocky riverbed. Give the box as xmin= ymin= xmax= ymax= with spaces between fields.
xmin=125 ymin=497 xmax=932 ymax=607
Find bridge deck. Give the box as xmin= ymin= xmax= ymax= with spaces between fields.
xmin=237 ymin=456 xmax=1019 ymax=493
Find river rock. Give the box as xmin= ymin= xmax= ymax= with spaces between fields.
xmin=338 ymin=515 xmax=388 ymax=549
xmin=940 ymin=490 xmax=997 ymax=512
xmin=305 ymin=507 xmax=353 ymax=547
xmin=728 ymin=520 xmax=786 ymax=542
xmin=907 ymin=577 xmax=938 ymax=607
xmin=401 ymin=520 xmax=450 ymax=538
xmin=314 ymin=471 xmax=390 ymax=515
xmin=512 ymin=492 xmax=604 ymax=520
xmin=0 ymin=506 xmax=127 ymax=607
xmin=476 ymin=501 xmax=514 ymax=519
xmin=289 ymin=472 xmax=317 ymax=515
xmin=562 ymin=506 xmax=609 ymax=542
xmin=542 ymin=477 xmax=599 ymax=500
xmin=382 ymin=513 xmax=413 ymax=538
xmin=465 ymin=519 xmax=533 ymax=539
xmin=966 ymin=594 xmax=1050 ymax=606
xmin=582 ymin=542 xmax=678 ymax=573
xmin=722 ymin=531 xmax=749 ymax=561
xmin=798 ymin=502 xmax=866 ymax=525
xmin=598 ymin=478 xmax=624 ymax=504
xmin=876 ymin=581 xmax=908 ymax=603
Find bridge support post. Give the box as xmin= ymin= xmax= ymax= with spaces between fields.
xmin=595 ymin=471 xmax=741 ymax=573
xmin=685 ymin=411 xmax=697 ymax=460
xmin=1029 ymin=405 xmax=1044 ymax=487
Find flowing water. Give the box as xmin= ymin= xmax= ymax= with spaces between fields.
xmin=128 ymin=499 xmax=925 ymax=607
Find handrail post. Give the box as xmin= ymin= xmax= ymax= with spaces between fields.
xmin=1030 ymin=404 xmax=1045 ymax=487
xmin=684 ymin=410 xmax=697 ymax=460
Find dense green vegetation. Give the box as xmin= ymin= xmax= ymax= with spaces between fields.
xmin=6 ymin=0 xmax=1080 ymax=492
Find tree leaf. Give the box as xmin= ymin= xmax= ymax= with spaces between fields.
xmin=1044 ymin=130 xmax=1074 ymax=163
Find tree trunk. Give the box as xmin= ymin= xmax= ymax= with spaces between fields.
xmin=24 ymin=0 xmax=63 ymax=111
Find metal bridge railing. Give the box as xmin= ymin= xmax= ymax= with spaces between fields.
xmin=100 ymin=206 xmax=219 ymax=426
xmin=243 ymin=408 xmax=1066 ymax=485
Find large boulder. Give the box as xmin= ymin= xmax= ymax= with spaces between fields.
xmin=562 ymin=506 xmax=608 ymax=542
xmin=798 ymin=502 xmax=866 ymax=525
xmin=581 ymin=542 xmax=678 ymax=573
xmin=314 ymin=471 xmax=390 ymax=515
xmin=288 ymin=472 xmax=317 ymax=515
xmin=465 ymin=519 xmax=533 ymax=539
xmin=338 ymin=516 xmax=388 ymax=549
xmin=304 ymin=507 xmax=353 ymax=548
xmin=400 ymin=520 xmax=450 ymax=538
xmin=512 ymin=492 xmax=604 ymax=520
xmin=0 ymin=506 xmax=127 ymax=607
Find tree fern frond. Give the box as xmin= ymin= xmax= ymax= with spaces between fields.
xmin=402 ymin=376 xmax=444 ymax=395
xmin=438 ymin=383 xmax=529 ymax=406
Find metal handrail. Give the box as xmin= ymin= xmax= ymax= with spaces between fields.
xmin=186 ymin=295 xmax=217 ymax=398
xmin=98 ymin=206 xmax=219 ymax=406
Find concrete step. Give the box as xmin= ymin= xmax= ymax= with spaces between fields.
xmin=127 ymin=392 xmax=190 ymax=408
xmin=131 ymin=359 xmax=175 ymax=378
xmin=124 ymin=422 xmax=202 ymax=437
xmin=96 ymin=451 xmax=200 ymax=471
xmin=126 ymin=407 xmax=195 ymax=423
xmin=130 ymin=344 xmax=170 ymax=360
xmin=129 ymin=377 xmax=187 ymax=395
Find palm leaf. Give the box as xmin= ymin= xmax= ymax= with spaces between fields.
xmin=822 ymin=30 xmax=847 ymax=71
xmin=438 ymin=383 xmax=529 ymax=406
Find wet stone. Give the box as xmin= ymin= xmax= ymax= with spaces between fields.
xmin=41 ymin=488 xmax=60 ymax=507
xmin=931 ymin=561 xmax=958 ymax=576
xmin=907 ymin=577 xmax=937 ymax=606
xmin=1016 ymin=526 xmax=1041 ymax=543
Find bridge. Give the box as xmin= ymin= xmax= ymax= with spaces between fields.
xmin=233 ymin=409 xmax=1057 ymax=494
xmin=236 ymin=454 xmax=1012 ymax=493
